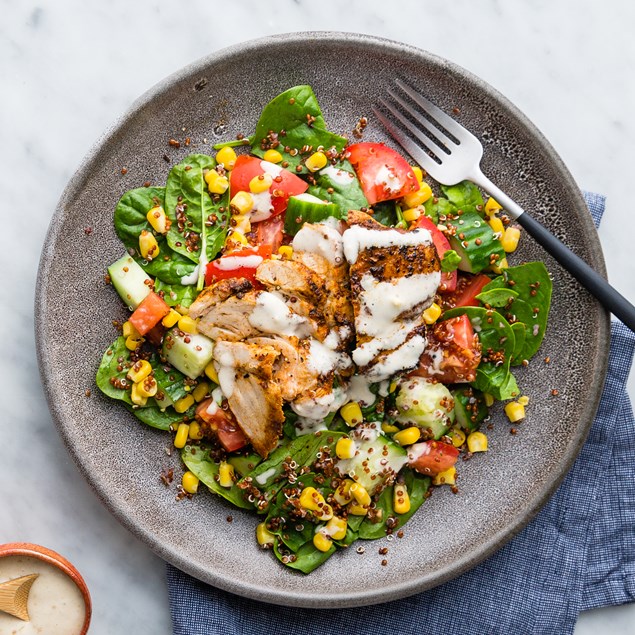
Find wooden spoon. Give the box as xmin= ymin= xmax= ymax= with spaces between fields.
xmin=0 ymin=573 xmax=39 ymax=620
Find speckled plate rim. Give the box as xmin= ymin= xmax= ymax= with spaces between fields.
xmin=35 ymin=32 xmax=610 ymax=607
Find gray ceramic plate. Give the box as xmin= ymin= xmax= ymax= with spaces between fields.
xmin=36 ymin=32 xmax=609 ymax=607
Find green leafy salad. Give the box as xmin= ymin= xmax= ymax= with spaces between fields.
xmin=96 ymin=85 xmax=552 ymax=573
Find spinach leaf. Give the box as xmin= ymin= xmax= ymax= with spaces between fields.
xmin=96 ymin=337 xmax=133 ymax=404
xmin=152 ymin=363 xmax=189 ymax=403
xmin=306 ymin=160 xmax=368 ymax=215
xmin=154 ymin=278 xmax=199 ymax=308
xmin=124 ymin=402 xmax=188 ymax=431
xmin=423 ymin=196 xmax=454 ymax=224
xmin=372 ymin=201 xmax=407 ymax=228
xmin=476 ymin=287 xmax=520 ymax=308
xmin=441 ymin=181 xmax=485 ymax=214
xmin=510 ymin=322 xmax=527 ymax=364
xmin=441 ymin=250 xmax=462 ymax=273
xmin=251 ymin=86 xmax=347 ymax=171
xmin=274 ymin=538 xmax=335 ymax=574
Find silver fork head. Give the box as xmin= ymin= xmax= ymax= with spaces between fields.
xmin=373 ymin=80 xmax=484 ymax=186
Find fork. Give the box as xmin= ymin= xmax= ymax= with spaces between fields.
xmin=374 ymin=79 xmax=635 ymax=332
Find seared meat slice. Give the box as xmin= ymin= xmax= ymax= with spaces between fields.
xmin=195 ymin=292 xmax=262 ymax=342
xmin=213 ymin=340 xmax=279 ymax=380
xmin=256 ymin=258 xmax=327 ymax=307
xmin=189 ymin=278 xmax=254 ymax=318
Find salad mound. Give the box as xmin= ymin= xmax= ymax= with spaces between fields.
xmin=97 ymin=85 xmax=552 ymax=573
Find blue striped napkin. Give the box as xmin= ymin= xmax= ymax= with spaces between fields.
xmin=167 ymin=192 xmax=635 ymax=635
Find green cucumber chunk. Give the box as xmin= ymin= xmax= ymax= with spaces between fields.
xmin=451 ymin=386 xmax=489 ymax=433
xmin=162 ymin=328 xmax=214 ymax=379
xmin=283 ymin=193 xmax=340 ymax=236
xmin=107 ymin=254 xmax=152 ymax=309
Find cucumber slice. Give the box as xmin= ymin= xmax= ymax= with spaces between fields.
xmin=451 ymin=386 xmax=489 ymax=432
xmin=108 ymin=254 xmax=153 ymax=309
xmin=446 ymin=212 xmax=505 ymax=273
xmin=162 ymin=328 xmax=214 ymax=379
xmin=284 ymin=193 xmax=339 ymax=236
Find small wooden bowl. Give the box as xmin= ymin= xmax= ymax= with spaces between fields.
xmin=0 ymin=543 xmax=91 ymax=634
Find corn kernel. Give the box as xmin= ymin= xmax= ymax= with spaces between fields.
xmin=389 ymin=381 xmax=398 ymax=393
xmin=249 ymin=173 xmax=273 ymax=194
xmin=174 ymin=394 xmax=195 ymax=414
xmin=125 ymin=335 xmax=143 ymax=351
xmin=188 ymin=420 xmax=204 ymax=440
xmin=402 ymin=182 xmax=433 ymax=208
xmin=277 ymin=245 xmax=293 ymax=260
xmin=127 ymin=359 xmax=152 ymax=383
xmin=182 ymin=471 xmax=199 ymax=494
xmin=402 ymin=207 xmax=422 ymax=223
xmin=313 ymin=531 xmax=333 ymax=553
xmin=340 ymin=401 xmax=363 ymax=427
xmin=422 ymin=302 xmax=442 ymax=325
xmin=393 ymin=426 xmax=421 ymax=447
xmin=204 ymin=362 xmax=219 ymax=384
xmin=305 ymin=151 xmax=328 ymax=172
xmin=484 ymin=393 xmax=495 ymax=407
xmin=139 ymin=230 xmax=160 ymax=261
xmin=488 ymin=216 xmax=504 ymax=235
xmin=504 ymin=401 xmax=526 ymax=423
xmin=432 ymin=466 xmax=457 ymax=486
xmin=174 ymin=423 xmax=190 ymax=448
xmin=449 ymin=427 xmax=466 ymax=448
xmin=517 ymin=395 xmax=530 ymax=406
xmin=350 ymin=483 xmax=371 ymax=507
xmin=205 ymin=169 xmax=230 ymax=195
xmin=233 ymin=214 xmax=251 ymax=235
xmin=467 ymin=431 xmax=488 ymax=452
xmin=178 ymin=315 xmax=198 ymax=334
xmin=146 ymin=205 xmax=169 ymax=234
xmin=333 ymin=479 xmax=354 ymax=505
xmin=501 ymin=227 xmax=521 ymax=253
xmin=230 ymin=191 xmax=254 ymax=215
xmin=122 ymin=321 xmax=140 ymax=339
xmin=381 ymin=422 xmax=400 ymax=434
xmin=256 ymin=522 xmax=276 ymax=547
xmin=192 ymin=382 xmax=210 ymax=403
xmin=263 ymin=149 xmax=283 ymax=164
xmin=215 ymin=146 xmax=237 ymax=170
xmin=411 ymin=165 xmax=424 ymax=183
xmin=335 ymin=437 xmax=356 ymax=459
xmin=299 ymin=486 xmax=326 ymax=512
xmin=348 ymin=502 xmax=369 ymax=516
xmin=218 ymin=461 xmax=235 ymax=488
xmin=393 ymin=482 xmax=411 ymax=514
xmin=130 ymin=382 xmax=148 ymax=407
xmin=226 ymin=231 xmax=249 ymax=246
xmin=490 ymin=256 xmax=508 ymax=274
xmin=325 ymin=516 xmax=347 ymax=541
xmin=162 ymin=308 xmax=181 ymax=328
xmin=485 ymin=196 xmax=503 ymax=215
xmin=136 ymin=375 xmax=158 ymax=398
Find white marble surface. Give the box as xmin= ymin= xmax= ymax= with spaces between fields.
xmin=1 ymin=0 xmax=634 ymax=633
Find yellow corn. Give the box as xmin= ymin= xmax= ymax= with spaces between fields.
xmin=393 ymin=426 xmax=421 ymax=447
xmin=256 ymin=522 xmax=275 ymax=547
xmin=178 ymin=315 xmax=198 ymax=334
xmin=325 ymin=516 xmax=347 ymax=541
xmin=313 ymin=531 xmax=333 ymax=552
xmin=174 ymin=394 xmax=195 ymax=414
xmin=136 ymin=375 xmax=158 ymax=398
xmin=348 ymin=503 xmax=369 ymax=516
xmin=299 ymin=486 xmax=326 ymax=512
xmin=215 ymin=146 xmax=237 ymax=170
xmin=226 ymin=231 xmax=249 ymax=246
xmin=204 ymin=362 xmax=219 ymax=384
xmin=230 ymin=191 xmax=254 ymax=215
xmin=188 ymin=420 xmax=204 ymax=440
xmin=174 ymin=423 xmax=189 ymax=448
xmin=335 ymin=437 xmax=356 ymax=459
xmin=504 ymin=401 xmax=526 ymax=423
xmin=249 ymin=173 xmax=273 ymax=194
xmin=125 ymin=335 xmax=143 ymax=351
xmin=422 ymin=302 xmax=442 ymax=325
xmin=305 ymin=151 xmax=328 ymax=172
xmin=218 ymin=461 xmax=235 ymax=488
xmin=350 ymin=483 xmax=371 ymax=507
xmin=340 ymin=401 xmax=363 ymax=427
xmin=277 ymin=245 xmax=293 ymax=260
xmin=402 ymin=207 xmax=422 ymax=223
xmin=263 ymin=149 xmax=283 ymax=164
xmin=139 ymin=230 xmax=160 ymax=261
xmin=192 ymin=382 xmax=210 ymax=403
xmin=490 ymin=257 xmax=508 ymax=274
xmin=501 ymin=227 xmax=521 ymax=253
xmin=488 ymin=216 xmax=504 ymax=235
xmin=432 ymin=466 xmax=457 ymax=486
xmin=181 ymin=471 xmax=199 ymax=494
xmin=449 ymin=427 xmax=466 ymax=448
xmin=402 ymin=182 xmax=433 ymax=208
xmin=381 ymin=422 xmax=400 ymax=434
xmin=130 ymin=381 xmax=148 ymax=407
xmin=393 ymin=482 xmax=411 ymax=514
xmin=122 ymin=321 xmax=140 ymax=339
xmin=127 ymin=359 xmax=152 ymax=383
xmin=146 ymin=205 xmax=169 ymax=234
xmin=485 ymin=196 xmax=503 ymax=215
xmin=233 ymin=214 xmax=251 ymax=235
xmin=517 ymin=395 xmax=530 ymax=406
xmin=467 ymin=431 xmax=488 ymax=452
xmin=205 ymin=169 xmax=230 ymax=195
xmin=484 ymin=393 xmax=495 ymax=407
xmin=389 ymin=381 xmax=398 ymax=393
xmin=411 ymin=165 xmax=424 ymax=183
xmin=333 ymin=479 xmax=354 ymax=506
xmin=162 ymin=308 xmax=181 ymax=328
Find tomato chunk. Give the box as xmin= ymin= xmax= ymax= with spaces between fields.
xmin=453 ymin=274 xmax=492 ymax=308
xmin=346 ymin=142 xmax=418 ymax=205
xmin=409 ymin=440 xmax=459 ymax=476
xmin=414 ymin=215 xmax=457 ymax=293
xmin=129 ymin=292 xmax=170 ymax=336
xmin=195 ymin=398 xmax=248 ymax=453
xmin=250 ymin=214 xmax=285 ymax=251
xmin=205 ymin=245 xmax=272 ymax=286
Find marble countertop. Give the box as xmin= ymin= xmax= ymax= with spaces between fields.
xmin=2 ymin=0 xmax=634 ymax=633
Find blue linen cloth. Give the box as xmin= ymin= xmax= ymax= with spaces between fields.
xmin=167 ymin=192 xmax=635 ymax=635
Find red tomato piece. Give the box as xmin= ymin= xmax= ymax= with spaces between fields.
xmin=229 ymin=155 xmax=308 ymax=219
xmin=346 ymin=142 xmax=418 ymax=205
xmin=195 ymin=398 xmax=248 ymax=453
xmin=409 ymin=440 xmax=459 ymax=476
xmin=414 ymin=215 xmax=457 ymax=293
xmin=205 ymin=245 xmax=272 ymax=286
xmin=129 ymin=292 xmax=170 ymax=336
xmin=453 ymin=274 xmax=492 ymax=308
xmin=250 ymin=215 xmax=285 ymax=251
xmin=412 ymin=315 xmax=481 ymax=384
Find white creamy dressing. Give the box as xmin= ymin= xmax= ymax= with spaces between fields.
xmin=249 ymin=190 xmax=274 ymax=222
xmin=180 ymin=264 xmax=200 ymax=286
xmin=291 ymin=385 xmax=348 ymax=420
xmin=213 ymin=343 xmax=238 ymax=397
xmin=211 ymin=386 xmax=224 ymax=404
xmin=320 ymin=164 xmax=356 ymax=186
xmin=260 ymin=160 xmax=283 ymax=178
xmin=407 ymin=442 xmax=431 ymax=463
xmin=372 ymin=164 xmax=404 ymax=193
xmin=378 ymin=379 xmax=391 ymax=397
xmin=294 ymin=416 xmax=329 ymax=436
xmin=307 ymin=338 xmax=351 ymax=375
xmin=215 ymin=254 xmax=264 ymax=270
xmin=292 ymin=220 xmax=344 ymax=265
xmin=342 ymin=225 xmax=432 ymax=265
xmin=365 ymin=335 xmax=428 ymax=382
xmin=346 ymin=374 xmax=376 ymax=407
xmin=255 ymin=467 xmax=277 ymax=485
xmin=424 ymin=348 xmax=445 ymax=376
xmin=248 ymin=291 xmax=312 ymax=338
xmin=205 ymin=399 xmax=219 ymax=416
